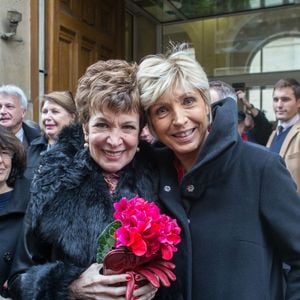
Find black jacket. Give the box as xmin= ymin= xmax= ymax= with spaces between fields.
xmin=24 ymin=135 xmax=48 ymax=180
xmin=0 ymin=177 xmax=31 ymax=298
xmin=247 ymin=110 xmax=273 ymax=145
xmin=8 ymin=123 xmax=159 ymax=299
xmin=155 ymin=98 xmax=300 ymax=300
xmin=22 ymin=121 xmax=41 ymax=150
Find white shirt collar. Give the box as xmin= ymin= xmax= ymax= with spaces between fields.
xmin=278 ymin=113 xmax=300 ymax=131
xmin=15 ymin=127 xmax=24 ymax=142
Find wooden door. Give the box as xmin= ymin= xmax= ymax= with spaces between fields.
xmin=46 ymin=0 xmax=125 ymax=94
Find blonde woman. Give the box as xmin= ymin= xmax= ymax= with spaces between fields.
xmin=137 ymin=45 xmax=300 ymax=300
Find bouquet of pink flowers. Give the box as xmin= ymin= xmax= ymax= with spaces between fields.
xmin=96 ymin=196 xmax=181 ymax=299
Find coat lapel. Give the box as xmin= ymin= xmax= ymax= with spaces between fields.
xmin=280 ymin=119 xmax=300 ymax=157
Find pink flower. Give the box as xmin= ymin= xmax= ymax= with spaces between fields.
xmin=113 ymin=196 xmax=181 ymax=260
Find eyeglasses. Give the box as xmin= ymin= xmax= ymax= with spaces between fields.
xmin=0 ymin=150 xmax=13 ymax=160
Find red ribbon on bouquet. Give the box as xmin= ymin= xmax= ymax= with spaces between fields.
xmin=103 ymin=247 xmax=176 ymax=299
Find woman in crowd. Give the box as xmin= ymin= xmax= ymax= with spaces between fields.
xmin=8 ymin=60 xmax=158 ymax=300
xmin=24 ymin=90 xmax=77 ymax=180
xmin=137 ymin=45 xmax=300 ymax=300
xmin=0 ymin=125 xmax=29 ymax=299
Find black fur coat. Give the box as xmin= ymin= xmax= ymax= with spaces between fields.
xmin=8 ymin=123 xmax=160 ymax=299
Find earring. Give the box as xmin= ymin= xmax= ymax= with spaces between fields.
xmin=136 ymin=147 xmax=140 ymax=152
xmin=84 ymin=142 xmax=89 ymax=148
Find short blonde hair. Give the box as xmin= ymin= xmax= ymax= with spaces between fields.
xmin=137 ymin=44 xmax=210 ymax=112
xmin=75 ymin=59 xmax=143 ymax=126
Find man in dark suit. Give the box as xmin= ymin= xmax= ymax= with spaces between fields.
xmin=0 ymin=84 xmax=40 ymax=150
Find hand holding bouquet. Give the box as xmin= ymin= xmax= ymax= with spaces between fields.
xmin=96 ymin=196 xmax=181 ymax=300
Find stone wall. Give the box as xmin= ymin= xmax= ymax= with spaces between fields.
xmin=0 ymin=0 xmax=32 ymax=119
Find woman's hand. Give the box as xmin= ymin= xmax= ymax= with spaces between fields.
xmin=133 ymin=282 xmax=158 ymax=300
xmin=69 ymin=263 xmax=128 ymax=300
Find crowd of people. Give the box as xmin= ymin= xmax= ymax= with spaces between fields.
xmin=0 ymin=44 xmax=299 ymax=300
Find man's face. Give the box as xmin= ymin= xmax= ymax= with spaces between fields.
xmin=273 ymin=87 xmax=300 ymax=122
xmin=0 ymin=94 xmax=26 ymax=134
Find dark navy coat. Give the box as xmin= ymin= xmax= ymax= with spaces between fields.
xmin=155 ymin=98 xmax=300 ymax=300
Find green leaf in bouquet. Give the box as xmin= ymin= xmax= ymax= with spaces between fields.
xmin=96 ymin=220 xmax=122 ymax=263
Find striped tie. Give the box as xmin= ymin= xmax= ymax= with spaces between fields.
xmin=277 ymin=125 xmax=284 ymax=135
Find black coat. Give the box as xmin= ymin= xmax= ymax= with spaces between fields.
xmin=22 ymin=121 xmax=41 ymax=150
xmin=24 ymin=135 xmax=48 ymax=180
xmin=0 ymin=177 xmax=31 ymax=298
xmin=8 ymin=124 xmax=160 ymax=299
xmin=247 ymin=110 xmax=273 ymax=145
xmin=155 ymin=98 xmax=300 ymax=300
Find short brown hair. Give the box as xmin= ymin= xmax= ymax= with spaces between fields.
xmin=75 ymin=59 xmax=144 ymax=127
xmin=0 ymin=125 xmax=26 ymax=187
xmin=273 ymin=78 xmax=300 ymax=100
xmin=41 ymin=91 xmax=78 ymax=120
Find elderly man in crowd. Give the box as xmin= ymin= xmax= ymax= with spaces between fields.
xmin=0 ymin=85 xmax=40 ymax=150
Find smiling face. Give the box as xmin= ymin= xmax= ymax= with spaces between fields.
xmin=273 ymin=87 xmax=300 ymax=122
xmin=0 ymin=149 xmax=12 ymax=190
xmin=85 ymin=108 xmax=140 ymax=173
xmin=41 ymin=100 xmax=75 ymax=143
xmin=149 ymin=85 xmax=210 ymax=170
xmin=0 ymin=94 xmax=26 ymax=134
